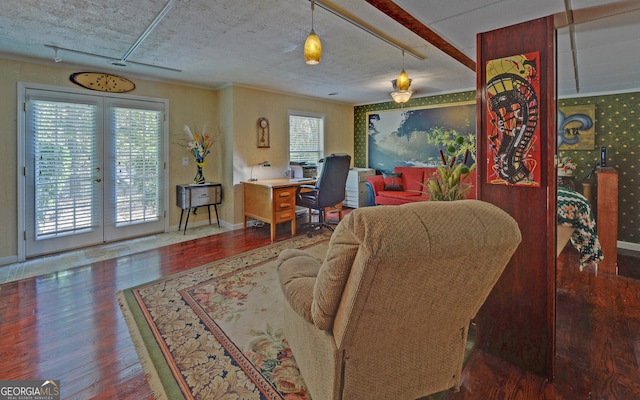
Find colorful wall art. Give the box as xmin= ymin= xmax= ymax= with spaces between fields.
xmin=485 ymin=52 xmax=541 ymax=187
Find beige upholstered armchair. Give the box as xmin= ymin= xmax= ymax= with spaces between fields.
xmin=277 ymin=200 xmax=521 ymax=400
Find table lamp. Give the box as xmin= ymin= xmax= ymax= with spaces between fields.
xmin=249 ymin=161 xmax=271 ymax=181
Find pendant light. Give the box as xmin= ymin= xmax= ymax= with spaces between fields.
xmin=304 ymin=0 xmax=322 ymax=65
xmin=390 ymin=51 xmax=413 ymax=103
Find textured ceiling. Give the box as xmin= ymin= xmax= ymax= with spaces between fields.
xmin=0 ymin=0 xmax=638 ymax=104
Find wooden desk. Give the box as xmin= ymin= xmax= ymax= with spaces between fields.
xmin=242 ymin=178 xmax=315 ymax=241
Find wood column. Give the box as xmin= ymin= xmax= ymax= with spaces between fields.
xmin=475 ymin=16 xmax=556 ymax=377
xmin=596 ymin=167 xmax=618 ymax=274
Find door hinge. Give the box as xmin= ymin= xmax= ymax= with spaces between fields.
xmin=23 ymin=166 xmax=26 ymax=176
xmin=23 ymin=231 xmax=27 ymax=240
xmin=23 ymin=102 xmax=27 ymax=112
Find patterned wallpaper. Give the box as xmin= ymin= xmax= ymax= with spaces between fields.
xmin=354 ymin=91 xmax=639 ymax=244
xmin=558 ymin=92 xmax=639 ymax=244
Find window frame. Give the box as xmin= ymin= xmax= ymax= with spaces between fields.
xmin=288 ymin=110 xmax=325 ymax=166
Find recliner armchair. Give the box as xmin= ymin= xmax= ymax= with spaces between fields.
xmin=296 ymin=153 xmax=351 ymax=236
xmin=277 ymin=200 xmax=522 ymax=400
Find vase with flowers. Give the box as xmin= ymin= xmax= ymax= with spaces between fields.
xmin=180 ymin=125 xmax=217 ymax=184
xmin=422 ymin=136 xmax=476 ymax=201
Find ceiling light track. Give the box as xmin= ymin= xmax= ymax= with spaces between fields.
xmin=119 ymin=0 xmax=176 ymax=64
xmin=311 ymin=0 xmax=424 ymax=61
xmin=563 ymin=0 xmax=580 ymax=93
xmin=44 ymin=44 xmax=182 ymax=72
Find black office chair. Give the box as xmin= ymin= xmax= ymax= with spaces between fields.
xmin=296 ymin=154 xmax=351 ymax=237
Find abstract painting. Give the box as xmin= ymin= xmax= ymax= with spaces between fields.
xmin=485 ymin=52 xmax=541 ymax=187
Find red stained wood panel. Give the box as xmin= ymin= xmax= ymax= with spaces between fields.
xmin=475 ymin=16 xmax=556 ymax=377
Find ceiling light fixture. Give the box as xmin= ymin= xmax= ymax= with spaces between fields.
xmin=391 ymin=51 xmax=413 ymax=104
xmin=304 ymin=0 xmax=322 ymax=65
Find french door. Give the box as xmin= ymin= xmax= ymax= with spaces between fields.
xmin=22 ymin=87 xmax=167 ymax=258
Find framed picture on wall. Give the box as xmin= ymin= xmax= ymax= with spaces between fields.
xmin=558 ymin=104 xmax=596 ymax=150
xmin=366 ymin=101 xmax=476 ymax=172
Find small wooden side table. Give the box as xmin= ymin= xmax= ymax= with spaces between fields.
xmin=176 ymin=183 xmax=222 ymax=234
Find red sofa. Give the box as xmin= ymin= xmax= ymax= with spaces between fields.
xmin=365 ymin=166 xmax=476 ymax=206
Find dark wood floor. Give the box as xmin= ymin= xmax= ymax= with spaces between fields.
xmin=0 ymin=214 xmax=639 ymax=399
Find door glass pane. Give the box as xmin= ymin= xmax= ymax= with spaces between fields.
xmin=113 ymin=107 xmax=162 ymax=227
xmin=31 ymin=100 xmax=98 ymax=238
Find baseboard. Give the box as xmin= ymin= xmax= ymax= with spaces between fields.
xmin=170 ymin=218 xmax=231 ymax=232
xmin=0 ymin=255 xmax=18 ymax=267
xmin=618 ymin=241 xmax=640 ymax=252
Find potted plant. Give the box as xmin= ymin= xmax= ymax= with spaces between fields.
xmin=422 ymin=136 xmax=476 ymax=201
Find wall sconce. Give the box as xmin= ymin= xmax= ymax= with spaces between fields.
xmin=249 ymin=161 xmax=271 ymax=181
xmin=304 ymin=0 xmax=322 ymax=65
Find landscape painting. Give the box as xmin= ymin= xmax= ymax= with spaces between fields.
xmin=367 ymin=101 xmax=476 ymax=173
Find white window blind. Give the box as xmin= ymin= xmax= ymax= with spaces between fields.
xmin=112 ymin=107 xmax=162 ymax=226
xmin=289 ymin=113 xmax=324 ymax=164
xmin=32 ymin=100 xmax=98 ymax=238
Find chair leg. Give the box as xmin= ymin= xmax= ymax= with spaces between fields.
xmin=301 ymin=208 xmax=335 ymax=237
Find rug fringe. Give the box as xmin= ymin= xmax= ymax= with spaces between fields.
xmin=117 ymin=290 xmax=172 ymax=400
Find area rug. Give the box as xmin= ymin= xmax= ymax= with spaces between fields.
xmin=118 ymin=231 xmax=332 ymax=400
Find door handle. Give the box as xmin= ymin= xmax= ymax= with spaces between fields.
xmin=94 ymin=178 xmax=102 ymax=183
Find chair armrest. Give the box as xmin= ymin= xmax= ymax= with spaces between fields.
xmin=365 ymin=175 xmax=384 ymax=195
xmin=277 ymin=249 xmax=322 ymax=323
xmin=365 ymin=181 xmax=376 ymax=206
xmin=296 ymin=184 xmax=318 ymax=200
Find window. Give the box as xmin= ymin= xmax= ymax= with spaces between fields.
xmin=289 ymin=112 xmax=324 ymax=164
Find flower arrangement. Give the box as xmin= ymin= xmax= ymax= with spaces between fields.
xmin=422 ymin=136 xmax=476 ymax=201
xmin=178 ymin=124 xmax=219 ymax=184
xmin=183 ymin=124 xmax=216 ymax=164
xmin=556 ymin=154 xmax=577 ymax=176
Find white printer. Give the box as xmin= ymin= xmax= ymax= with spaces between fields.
xmin=344 ymin=168 xmax=375 ymax=208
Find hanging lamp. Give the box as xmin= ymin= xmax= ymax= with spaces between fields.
xmin=304 ymin=0 xmax=322 ymax=65
xmin=390 ymin=51 xmax=413 ymax=103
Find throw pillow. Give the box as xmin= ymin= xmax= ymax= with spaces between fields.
xmin=383 ymin=172 xmax=403 ymax=191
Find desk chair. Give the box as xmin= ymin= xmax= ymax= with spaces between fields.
xmin=296 ymin=154 xmax=351 ymax=236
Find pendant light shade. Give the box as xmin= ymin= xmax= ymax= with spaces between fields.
xmin=304 ymin=0 xmax=322 ymax=65
xmin=304 ymin=29 xmax=322 ymax=65
xmin=395 ymin=69 xmax=411 ymax=91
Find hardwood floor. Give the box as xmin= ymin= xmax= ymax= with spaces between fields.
xmin=0 ymin=214 xmax=639 ymax=399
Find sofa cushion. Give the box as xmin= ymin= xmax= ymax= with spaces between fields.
xmin=382 ymin=172 xmax=403 ymax=191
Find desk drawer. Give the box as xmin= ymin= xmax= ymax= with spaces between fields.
xmin=273 ymin=188 xmax=295 ymax=210
xmin=274 ymin=210 xmax=295 ymax=223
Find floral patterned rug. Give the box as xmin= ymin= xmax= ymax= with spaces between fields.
xmin=118 ymin=231 xmax=332 ymax=400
